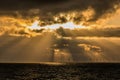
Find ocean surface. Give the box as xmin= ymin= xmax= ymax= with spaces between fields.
xmin=0 ymin=63 xmax=120 ymax=80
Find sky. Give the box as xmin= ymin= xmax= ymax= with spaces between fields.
xmin=0 ymin=0 xmax=120 ymax=63
xmin=0 ymin=0 xmax=119 ymax=37
xmin=0 ymin=0 xmax=120 ymax=25
xmin=107 ymin=10 xmax=120 ymax=26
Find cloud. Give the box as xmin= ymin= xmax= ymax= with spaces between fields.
xmin=0 ymin=16 xmax=43 ymax=37
xmin=0 ymin=16 xmax=120 ymax=37
xmin=78 ymin=44 xmax=102 ymax=52
xmin=60 ymin=27 xmax=120 ymax=37
xmin=54 ymin=39 xmax=103 ymax=61
xmin=0 ymin=0 xmax=120 ymax=26
xmin=0 ymin=0 xmax=120 ymax=37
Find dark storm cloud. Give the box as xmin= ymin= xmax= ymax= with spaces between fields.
xmin=58 ymin=27 xmax=120 ymax=37
xmin=0 ymin=0 xmax=120 ymax=25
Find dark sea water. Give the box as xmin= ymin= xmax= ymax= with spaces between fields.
xmin=0 ymin=63 xmax=120 ymax=80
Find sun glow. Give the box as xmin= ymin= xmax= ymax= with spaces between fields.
xmin=27 ymin=20 xmax=86 ymax=30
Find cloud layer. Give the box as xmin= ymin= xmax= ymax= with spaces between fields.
xmin=0 ymin=0 xmax=120 ymax=37
xmin=0 ymin=0 xmax=120 ymax=25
